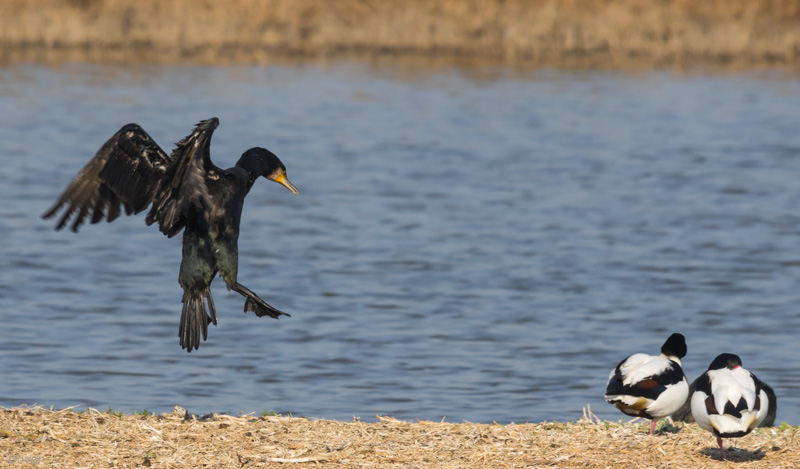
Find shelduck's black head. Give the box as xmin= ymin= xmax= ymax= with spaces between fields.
xmin=660 ymin=333 xmax=687 ymax=361
xmin=707 ymin=353 xmax=743 ymax=371
xmin=237 ymin=147 xmax=298 ymax=195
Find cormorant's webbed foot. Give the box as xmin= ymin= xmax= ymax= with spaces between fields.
xmin=231 ymin=283 xmax=290 ymax=319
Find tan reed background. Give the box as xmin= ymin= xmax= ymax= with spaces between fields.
xmin=1 ymin=0 xmax=800 ymax=67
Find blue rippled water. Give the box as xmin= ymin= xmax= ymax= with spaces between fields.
xmin=1 ymin=62 xmax=799 ymax=424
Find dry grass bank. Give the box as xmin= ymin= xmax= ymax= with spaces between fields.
xmin=1 ymin=406 xmax=799 ymax=468
xmin=1 ymin=0 xmax=800 ymax=67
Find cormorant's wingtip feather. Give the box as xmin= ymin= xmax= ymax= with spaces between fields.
xmin=170 ymin=118 xmax=218 ymax=163
xmin=41 ymin=199 xmax=62 ymax=219
xmin=118 ymin=123 xmax=141 ymax=133
xmin=197 ymin=117 xmax=220 ymax=128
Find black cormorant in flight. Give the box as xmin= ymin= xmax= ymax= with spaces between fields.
xmin=43 ymin=117 xmax=298 ymax=352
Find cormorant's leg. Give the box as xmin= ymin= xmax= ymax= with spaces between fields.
xmin=717 ymin=436 xmax=727 ymax=461
xmin=231 ymin=283 xmax=291 ymax=319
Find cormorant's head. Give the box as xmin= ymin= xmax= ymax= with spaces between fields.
xmin=707 ymin=353 xmax=743 ymax=371
xmin=238 ymin=147 xmax=298 ymax=195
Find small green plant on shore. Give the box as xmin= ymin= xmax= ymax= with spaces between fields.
xmin=143 ymin=451 xmax=156 ymax=465
xmin=134 ymin=409 xmax=152 ymax=417
xmin=262 ymin=410 xmax=278 ymax=417
xmin=105 ymin=407 xmax=123 ymax=418
xmin=655 ymin=420 xmax=682 ymax=434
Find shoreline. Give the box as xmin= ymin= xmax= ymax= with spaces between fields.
xmin=1 ymin=406 xmax=798 ymax=468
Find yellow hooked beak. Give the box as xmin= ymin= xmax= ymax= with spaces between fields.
xmin=274 ymin=173 xmax=299 ymax=196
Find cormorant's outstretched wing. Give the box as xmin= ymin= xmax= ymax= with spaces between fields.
xmin=42 ymin=123 xmax=170 ymax=232
xmin=146 ymin=117 xmax=221 ymax=238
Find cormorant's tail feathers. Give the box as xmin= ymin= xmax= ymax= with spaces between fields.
xmin=179 ymin=290 xmax=218 ymax=352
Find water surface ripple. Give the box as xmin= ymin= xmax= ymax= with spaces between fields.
xmin=1 ymin=63 xmax=799 ymax=424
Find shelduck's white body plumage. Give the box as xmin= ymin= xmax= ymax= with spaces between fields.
xmin=690 ymin=353 xmax=769 ymax=460
xmin=605 ymin=333 xmax=689 ymax=434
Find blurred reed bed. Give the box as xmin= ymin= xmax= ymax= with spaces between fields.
xmin=2 ymin=0 xmax=799 ymax=67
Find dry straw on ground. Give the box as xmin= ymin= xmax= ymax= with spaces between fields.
xmin=2 ymin=0 xmax=800 ymax=67
xmin=1 ymin=405 xmax=798 ymax=468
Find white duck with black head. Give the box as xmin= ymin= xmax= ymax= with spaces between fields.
xmin=690 ymin=353 xmax=769 ymax=461
xmin=605 ymin=333 xmax=689 ymax=435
